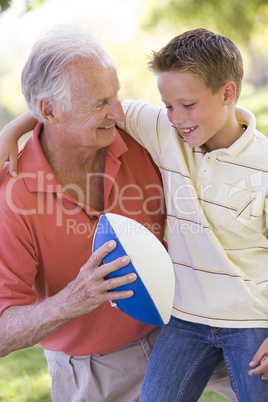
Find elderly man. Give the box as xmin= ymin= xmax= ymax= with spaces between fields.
xmin=0 ymin=24 xmax=165 ymax=401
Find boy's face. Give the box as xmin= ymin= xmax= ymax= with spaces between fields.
xmin=157 ymin=70 xmax=234 ymax=151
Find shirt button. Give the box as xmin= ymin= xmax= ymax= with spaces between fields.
xmin=92 ymin=215 xmax=98 ymax=221
xmin=203 ymin=169 xmax=207 ymax=174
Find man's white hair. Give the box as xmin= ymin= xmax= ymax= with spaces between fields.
xmin=21 ymin=23 xmax=109 ymax=119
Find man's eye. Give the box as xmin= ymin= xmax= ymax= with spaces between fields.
xmin=94 ymin=100 xmax=109 ymax=110
xmin=183 ymin=103 xmax=195 ymax=108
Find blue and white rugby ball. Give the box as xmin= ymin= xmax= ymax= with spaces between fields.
xmin=92 ymin=213 xmax=175 ymax=326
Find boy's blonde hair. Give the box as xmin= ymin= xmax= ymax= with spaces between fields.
xmin=148 ymin=28 xmax=243 ymax=101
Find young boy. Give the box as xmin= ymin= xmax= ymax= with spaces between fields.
xmin=120 ymin=28 xmax=268 ymax=401
xmin=1 ymin=28 xmax=268 ymax=400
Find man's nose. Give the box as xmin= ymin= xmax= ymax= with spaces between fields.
xmin=109 ymin=99 xmax=125 ymax=122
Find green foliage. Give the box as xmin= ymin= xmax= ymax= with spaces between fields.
xmin=140 ymin=0 xmax=268 ymax=103
xmin=0 ymin=0 xmax=11 ymax=12
xmin=26 ymin=0 xmax=44 ymax=11
xmin=0 ymin=0 xmax=44 ymax=13
xmin=142 ymin=0 xmax=268 ymax=42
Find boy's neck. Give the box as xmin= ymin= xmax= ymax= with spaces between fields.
xmin=202 ymin=117 xmax=246 ymax=153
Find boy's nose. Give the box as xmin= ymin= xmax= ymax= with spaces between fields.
xmin=172 ymin=111 xmax=186 ymax=126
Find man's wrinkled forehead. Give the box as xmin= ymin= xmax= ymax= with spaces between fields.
xmin=64 ymin=57 xmax=120 ymax=108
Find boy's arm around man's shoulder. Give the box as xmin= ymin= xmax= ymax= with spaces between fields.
xmin=118 ymin=99 xmax=170 ymax=163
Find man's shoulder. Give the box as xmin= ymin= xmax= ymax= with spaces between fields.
xmin=116 ymin=128 xmax=156 ymax=163
xmin=117 ymin=128 xmax=145 ymax=149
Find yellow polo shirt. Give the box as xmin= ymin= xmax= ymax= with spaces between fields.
xmin=120 ymin=99 xmax=268 ymax=328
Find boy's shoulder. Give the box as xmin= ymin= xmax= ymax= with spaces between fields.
xmin=253 ymin=128 xmax=268 ymax=141
xmin=235 ymin=128 xmax=268 ymax=173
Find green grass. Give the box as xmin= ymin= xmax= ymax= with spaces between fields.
xmin=0 ymin=346 xmax=230 ymax=401
xmin=0 ymin=346 xmax=51 ymax=402
xmin=200 ymin=390 xmax=230 ymax=401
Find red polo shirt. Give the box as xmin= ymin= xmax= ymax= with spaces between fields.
xmin=0 ymin=124 xmax=166 ymax=355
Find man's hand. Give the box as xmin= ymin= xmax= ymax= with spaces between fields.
xmin=0 ymin=239 xmax=136 ymax=357
xmin=249 ymin=338 xmax=268 ymax=380
xmin=59 ymin=239 xmax=136 ymax=319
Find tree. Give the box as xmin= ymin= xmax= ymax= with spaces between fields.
xmin=0 ymin=0 xmax=10 ymax=12
xmin=0 ymin=0 xmax=44 ymax=13
xmin=143 ymin=0 xmax=268 ymax=42
xmin=142 ymin=0 xmax=268 ymax=87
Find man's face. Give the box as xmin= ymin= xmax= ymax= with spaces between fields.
xmin=54 ymin=56 xmax=125 ymax=154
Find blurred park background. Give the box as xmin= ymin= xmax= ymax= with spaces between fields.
xmin=0 ymin=0 xmax=267 ymax=400
xmin=0 ymin=0 xmax=268 ymax=134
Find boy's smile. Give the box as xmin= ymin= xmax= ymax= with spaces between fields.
xmin=157 ymin=70 xmax=241 ymax=152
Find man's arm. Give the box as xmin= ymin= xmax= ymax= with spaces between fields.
xmin=0 ymin=240 xmax=135 ymax=357
xmin=0 ymin=112 xmax=37 ymax=176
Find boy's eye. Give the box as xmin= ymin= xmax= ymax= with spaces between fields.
xmin=165 ymin=105 xmax=173 ymax=110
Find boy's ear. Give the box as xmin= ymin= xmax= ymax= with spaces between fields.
xmin=38 ymin=99 xmax=58 ymax=123
xmin=223 ymin=81 xmax=237 ymax=105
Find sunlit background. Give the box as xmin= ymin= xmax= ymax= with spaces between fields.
xmin=0 ymin=0 xmax=162 ymax=129
xmin=0 ymin=0 xmax=268 ymax=134
xmin=0 ymin=1 xmax=268 ymax=400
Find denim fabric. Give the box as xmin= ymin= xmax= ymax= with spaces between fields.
xmin=140 ymin=316 xmax=268 ymax=402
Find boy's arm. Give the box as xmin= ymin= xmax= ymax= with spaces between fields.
xmin=0 ymin=112 xmax=37 ymax=176
xmin=118 ymin=99 xmax=168 ymax=163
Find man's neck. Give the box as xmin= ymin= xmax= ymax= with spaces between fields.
xmin=39 ymin=127 xmax=106 ymax=210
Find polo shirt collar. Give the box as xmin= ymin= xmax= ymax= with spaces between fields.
xmin=108 ymin=127 xmax=128 ymax=158
xmin=213 ymin=106 xmax=256 ymax=158
xmin=22 ymin=123 xmax=129 ymax=193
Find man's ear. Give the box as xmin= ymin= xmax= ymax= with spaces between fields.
xmin=38 ymin=99 xmax=58 ymax=123
xmin=223 ymin=81 xmax=237 ymax=105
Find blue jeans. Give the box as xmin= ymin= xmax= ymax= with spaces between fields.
xmin=140 ymin=316 xmax=268 ymax=402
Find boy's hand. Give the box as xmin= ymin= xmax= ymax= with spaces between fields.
xmin=0 ymin=111 xmax=37 ymax=177
xmin=0 ymin=126 xmax=19 ymax=177
xmin=248 ymin=338 xmax=268 ymax=380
